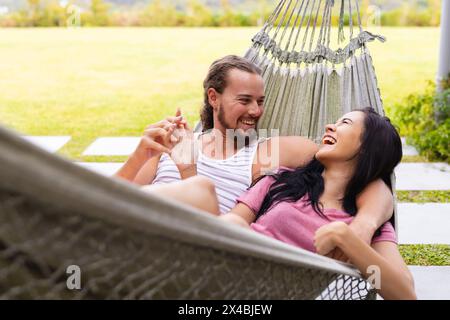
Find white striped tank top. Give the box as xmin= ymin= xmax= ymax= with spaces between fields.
xmin=152 ymin=137 xmax=264 ymax=214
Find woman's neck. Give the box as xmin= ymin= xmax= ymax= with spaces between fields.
xmin=320 ymin=164 xmax=354 ymax=209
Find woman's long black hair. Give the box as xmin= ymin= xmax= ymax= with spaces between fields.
xmin=255 ymin=108 xmax=403 ymax=225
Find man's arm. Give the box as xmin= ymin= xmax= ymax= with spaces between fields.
xmin=115 ymin=152 xmax=152 ymax=183
xmin=253 ymin=136 xmax=319 ymax=180
xmin=350 ymin=179 xmax=394 ymax=244
xmin=277 ymin=136 xmax=319 ymax=168
xmin=133 ymin=156 xmax=161 ymax=185
xmin=115 ymin=119 xmax=179 ymax=183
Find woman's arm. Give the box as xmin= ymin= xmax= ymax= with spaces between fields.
xmin=315 ymin=222 xmax=416 ymax=300
xmin=219 ymin=203 xmax=257 ymax=229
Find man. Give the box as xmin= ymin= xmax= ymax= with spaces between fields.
xmin=115 ymin=55 xmax=394 ymax=257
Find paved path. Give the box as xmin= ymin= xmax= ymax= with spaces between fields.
xmin=409 ymin=266 xmax=450 ymax=300
xmin=398 ymin=203 xmax=450 ymax=244
xmin=395 ymin=163 xmax=450 ymax=190
xmin=83 ymin=137 xmax=140 ymax=156
xmin=24 ymin=136 xmax=71 ymax=153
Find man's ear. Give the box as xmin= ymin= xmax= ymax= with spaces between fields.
xmin=207 ymin=88 xmax=219 ymax=110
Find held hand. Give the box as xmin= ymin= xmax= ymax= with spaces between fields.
xmin=134 ymin=122 xmax=179 ymax=161
xmin=170 ymin=126 xmax=199 ymax=171
xmin=174 ymin=108 xmax=190 ymax=130
xmin=133 ymin=110 xmax=189 ymax=161
xmin=348 ymin=219 xmax=374 ymax=245
xmin=314 ymin=221 xmax=349 ymax=258
xmin=170 ymin=108 xmax=198 ymax=175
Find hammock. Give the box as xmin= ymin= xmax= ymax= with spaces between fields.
xmin=0 ymin=0 xmax=386 ymax=300
xmin=0 ymin=125 xmax=375 ymax=299
xmin=245 ymin=0 xmax=385 ymax=140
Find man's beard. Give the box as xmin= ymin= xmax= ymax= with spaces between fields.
xmin=217 ymin=104 xmax=258 ymax=147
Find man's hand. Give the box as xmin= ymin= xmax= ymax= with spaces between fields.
xmin=133 ymin=109 xmax=189 ymax=161
xmin=115 ymin=110 xmax=189 ymax=182
xmin=133 ymin=121 xmax=179 ymax=161
xmin=348 ymin=219 xmax=375 ymax=245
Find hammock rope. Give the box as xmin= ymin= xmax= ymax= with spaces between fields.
xmin=245 ymin=0 xmax=386 ymax=141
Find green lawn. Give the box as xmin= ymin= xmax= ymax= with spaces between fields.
xmin=0 ymin=27 xmax=440 ymax=161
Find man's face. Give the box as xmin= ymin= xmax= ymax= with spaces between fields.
xmin=213 ymin=69 xmax=265 ymax=134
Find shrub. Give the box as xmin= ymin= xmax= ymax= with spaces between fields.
xmin=389 ymin=82 xmax=449 ymax=162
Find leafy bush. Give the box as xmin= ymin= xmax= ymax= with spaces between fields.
xmin=0 ymin=0 xmax=443 ymax=27
xmin=389 ymin=82 xmax=449 ymax=162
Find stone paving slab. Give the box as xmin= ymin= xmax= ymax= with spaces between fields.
xmin=78 ymin=162 xmax=123 ymax=177
xmin=408 ymin=266 xmax=450 ymax=300
xmin=82 ymin=137 xmax=140 ymax=156
xmin=24 ymin=136 xmax=71 ymax=153
xmin=377 ymin=267 xmax=450 ymax=300
xmin=395 ymin=163 xmax=450 ymax=190
xmin=398 ymin=203 xmax=450 ymax=245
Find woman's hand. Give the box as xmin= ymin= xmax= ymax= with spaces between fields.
xmin=171 ymin=127 xmax=198 ymax=166
xmin=169 ymin=110 xmax=198 ymax=179
xmin=314 ymin=221 xmax=350 ymax=259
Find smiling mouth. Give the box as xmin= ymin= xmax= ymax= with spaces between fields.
xmin=240 ymin=119 xmax=257 ymax=127
xmin=322 ymin=135 xmax=337 ymax=145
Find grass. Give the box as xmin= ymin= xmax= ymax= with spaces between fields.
xmin=0 ymin=27 xmax=441 ymax=161
xmin=401 ymin=155 xmax=432 ymax=163
xmin=400 ymin=245 xmax=450 ymax=266
xmin=397 ymin=191 xmax=450 ymax=203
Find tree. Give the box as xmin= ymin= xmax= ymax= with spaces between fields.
xmin=140 ymin=0 xmax=179 ymax=27
xmin=186 ymin=0 xmax=213 ymax=27
xmin=90 ymin=0 xmax=110 ymax=26
xmin=27 ymin=0 xmax=41 ymax=26
xmin=219 ymin=0 xmax=234 ymax=26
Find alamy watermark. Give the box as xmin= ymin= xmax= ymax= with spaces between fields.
xmin=170 ymin=128 xmax=281 ymax=175
xmin=66 ymin=265 xmax=81 ymax=290
xmin=66 ymin=4 xmax=81 ymax=28
xmin=367 ymin=265 xmax=381 ymax=290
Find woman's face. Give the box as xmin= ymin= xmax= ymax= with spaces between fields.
xmin=316 ymin=111 xmax=366 ymax=164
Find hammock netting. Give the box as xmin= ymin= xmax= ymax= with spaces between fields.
xmin=0 ymin=126 xmax=376 ymax=299
xmin=0 ymin=0 xmax=387 ymax=300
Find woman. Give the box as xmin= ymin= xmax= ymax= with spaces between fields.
xmin=214 ymin=107 xmax=416 ymax=300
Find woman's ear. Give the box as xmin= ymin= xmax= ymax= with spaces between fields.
xmin=207 ymin=88 xmax=219 ymax=110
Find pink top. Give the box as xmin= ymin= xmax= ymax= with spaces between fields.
xmin=237 ymin=175 xmax=397 ymax=253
